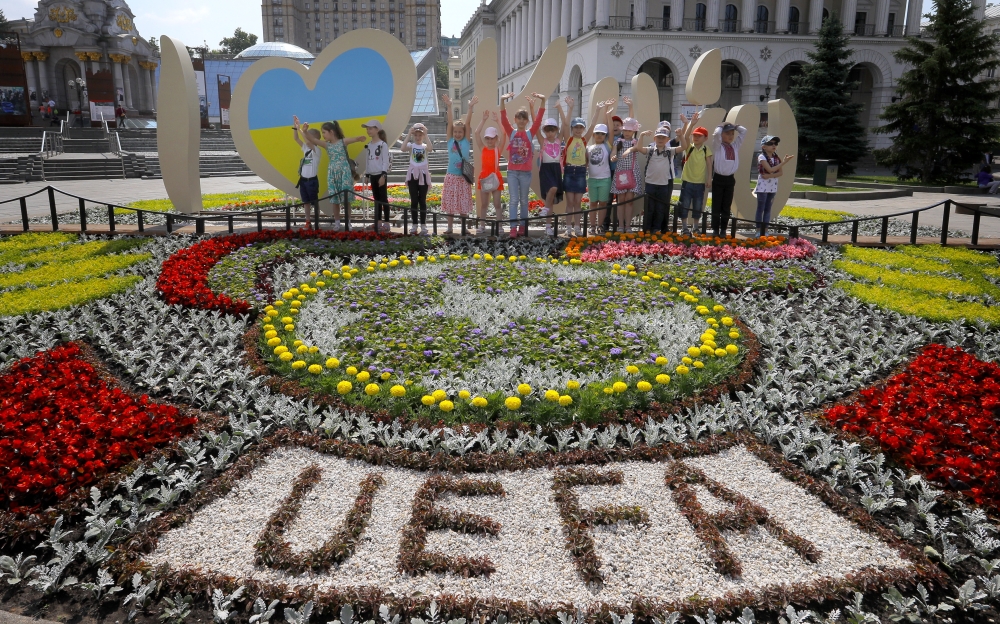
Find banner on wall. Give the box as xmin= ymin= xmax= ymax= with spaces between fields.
xmin=192 ymin=58 xmax=209 ymax=129
xmin=0 ymin=32 xmax=31 ymax=126
xmin=217 ymin=75 xmax=231 ymax=129
xmin=86 ymin=66 xmax=115 ymax=127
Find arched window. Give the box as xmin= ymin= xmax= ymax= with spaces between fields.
xmin=823 ymin=8 xmax=829 ymax=21
xmin=721 ymin=61 xmax=742 ymax=89
xmin=723 ymin=4 xmax=738 ymax=31
xmin=755 ymin=5 xmax=769 ymax=32
xmin=695 ymin=3 xmax=707 ymax=30
xmin=788 ymin=6 xmax=800 ymax=33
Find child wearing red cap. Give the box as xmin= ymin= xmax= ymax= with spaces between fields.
xmin=678 ymin=111 xmax=713 ymax=236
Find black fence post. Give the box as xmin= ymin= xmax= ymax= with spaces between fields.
xmin=611 ymin=203 xmax=618 ymax=233
xmin=432 ymin=212 xmax=438 ymax=236
xmin=19 ymin=197 xmax=28 ymax=232
xmin=166 ymin=213 xmax=174 ymax=234
xmin=106 ymin=205 xmax=116 ymax=233
xmin=583 ymin=210 xmax=589 ymax=237
xmin=257 ymin=211 xmax=263 ymax=232
xmin=403 ymin=208 xmax=409 ymax=235
xmin=461 ymin=215 xmax=467 ymax=237
xmin=821 ymin=223 xmax=829 ymax=243
xmin=790 ymin=226 xmax=799 ymax=239
xmin=879 ymin=216 xmax=888 ymax=244
xmin=343 ymin=192 xmax=351 ymax=232
xmin=78 ymin=198 xmax=87 ymax=233
xmin=729 ymin=216 xmax=737 ymax=238
xmin=910 ymin=211 xmax=919 ymax=245
xmin=228 ymin=215 xmax=234 ymax=234
xmin=972 ymin=210 xmax=981 ymax=246
xmin=137 ymin=211 xmax=144 ymax=233
xmin=285 ymin=206 xmax=292 ymax=231
xmin=196 ymin=217 xmax=205 ymax=235
xmin=940 ymin=200 xmax=950 ymax=245
xmin=48 ymin=187 xmax=58 ymax=231
xmin=850 ymin=220 xmax=859 ymax=244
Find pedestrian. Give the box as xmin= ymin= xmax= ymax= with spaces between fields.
xmin=500 ymin=90 xmax=546 ymax=238
xmin=401 ymin=123 xmax=433 ymax=235
xmin=291 ymin=116 xmax=321 ymax=229
xmin=678 ymin=111 xmax=713 ymax=236
xmin=622 ymin=116 xmax=689 ymax=234
xmin=299 ymin=119 xmax=366 ymax=231
xmin=610 ymin=117 xmax=643 ymax=233
xmin=441 ymin=94 xmax=477 ymax=235
xmin=362 ymin=119 xmax=391 ymax=232
xmin=754 ymin=135 xmax=795 ymax=236
xmin=710 ymin=121 xmax=748 ymax=237
xmin=474 ymin=111 xmax=507 ymax=236
xmin=115 ymin=104 xmax=127 ymax=128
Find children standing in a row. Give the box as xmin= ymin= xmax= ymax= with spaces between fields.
xmin=619 ymin=113 xmax=693 ymax=234
xmin=677 ymin=112 xmax=711 ymax=236
xmin=500 ymin=91 xmax=546 ymax=238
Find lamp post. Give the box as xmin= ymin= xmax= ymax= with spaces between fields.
xmin=68 ymin=77 xmax=86 ymax=126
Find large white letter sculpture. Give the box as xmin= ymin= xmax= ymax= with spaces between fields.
xmin=157 ymin=35 xmax=203 ymax=214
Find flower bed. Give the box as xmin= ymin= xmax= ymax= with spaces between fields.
xmin=0 ymin=342 xmax=197 ymax=514
xmin=824 ymin=344 xmax=1000 ymax=511
xmin=646 ymin=258 xmax=819 ymax=292
xmin=156 ymin=229 xmax=401 ymax=315
xmin=569 ymin=232 xmax=817 ymax=263
xmin=0 ymin=233 xmax=149 ymax=317
xmin=254 ymin=254 xmax=748 ymax=426
xmin=834 ymin=245 xmax=1000 ymax=326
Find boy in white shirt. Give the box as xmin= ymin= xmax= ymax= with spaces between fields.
xmin=292 ymin=121 xmax=322 ymax=229
xmin=621 ymin=119 xmax=690 ymax=233
xmin=710 ymin=122 xmax=748 ymax=237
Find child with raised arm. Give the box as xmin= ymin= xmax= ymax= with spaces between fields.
xmin=603 ymin=96 xmax=636 ymax=233
xmin=292 ymin=115 xmax=321 ymax=229
xmin=441 ymin=94 xmax=477 ymax=235
xmin=677 ymin=111 xmax=713 ymax=236
xmin=710 ymin=121 xmax=748 ymax=237
xmin=537 ymin=99 xmax=566 ymax=237
xmin=619 ymin=114 xmax=691 ymax=234
xmin=754 ymin=135 xmax=794 ymax=237
xmin=474 ymin=110 xmax=507 ymax=236
xmin=362 ymin=119 xmax=390 ymax=232
xmin=610 ymin=116 xmax=643 ymax=233
xmin=401 ymin=123 xmax=433 ymax=235
xmin=298 ymin=117 xmax=366 ymax=231
xmin=587 ymin=101 xmax=616 ymax=235
xmin=562 ymin=97 xmax=609 ymax=237
xmin=500 ymin=91 xmax=546 ymax=238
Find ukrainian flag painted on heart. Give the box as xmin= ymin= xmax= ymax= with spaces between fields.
xmin=232 ymin=29 xmax=416 ymax=200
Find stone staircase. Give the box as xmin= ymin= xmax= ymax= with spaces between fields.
xmin=137 ymin=153 xmax=253 ymax=179
xmin=41 ymin=156 xmax=126 ymax=181
xmin=0 ymin=155 xmax=43 ymax=182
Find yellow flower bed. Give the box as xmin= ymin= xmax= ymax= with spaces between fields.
xmin=779 ymin=206 xmax=854 ymax=223
xmin=0 ymin=276 xmax=142 ymax=317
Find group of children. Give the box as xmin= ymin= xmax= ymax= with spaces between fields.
xmin=290 ymin=91 xmax=794 ymax=238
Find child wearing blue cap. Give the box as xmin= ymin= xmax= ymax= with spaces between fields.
xmin=755 ymin=135 xmax=794 ymax=236
xmin=560 ymin=99 xmax=608 ymax=237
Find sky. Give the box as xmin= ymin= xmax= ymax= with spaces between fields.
xmin=4 ymin=0 xmax=476 ymax=47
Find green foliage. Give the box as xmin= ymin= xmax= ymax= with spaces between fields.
xmin=787 ymin=16 xmax=868 ymax=176
xmin=436 ymin=60 xmax=449 ymax=89
xmin=0 ymin=233 xmax=77 ymax=265
xmin=219 ymin=27 xmax=258 ymax=55
xmin=0 ymin=276 xmax=142 ymax=317
xmin=873 ymin=0 xmax=1000 ymax=183
xmin=0 ymin=254 xmax=150 ymax=290
xmin=648 ymin=260 xmax=818 ymax=292
xmin=0 ymin=9 xmax=8 ymax=31
xmin=124 ymin=191 xmax=289 ymax=214
xmin=148 ymin=36 xmax=159 ymax=53
xmin=835 ymin=244 xmax=1000 ymax=325
xmin=779 ymin=206 xmax=854 ymax=222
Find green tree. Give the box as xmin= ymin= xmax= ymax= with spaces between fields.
xmin=436 ymin=59 xmax=449 ymax=89
xmin=874 ymin=0 xmax=1000 ymax=183
xmin=148 ymin=36 xmax=159 ymax=54
xmin=788 ymin=16 xmax=868 ymax=175
xmin=219 ymin=27 xmax=258 ymax=56
xmin=0 ymin=9 xmax=9 ymax=31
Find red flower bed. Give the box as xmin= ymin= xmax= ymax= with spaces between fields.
xmin=825 ymin=344 xmax=1000 ymax=510
xmin=156 ymin=229 xmax=393 ymax=315
xmin=0 ymin=343 xmax=197 ymax=514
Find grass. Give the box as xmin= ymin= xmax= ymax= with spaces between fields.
xmin=123 ymin=190 xmax=289 ymax=214
xmin=835 ymin=244 xmax=1000 ymax=326
xmin=0 ymin=276 xmax=143 ymax=317
xmin=841 ymin=175 xmax=975 ymax=187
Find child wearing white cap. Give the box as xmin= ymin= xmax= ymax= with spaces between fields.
xmin=610 ymin=117 xmax=643 ymax=232
xmin=401 ymin=123 xmax=433 ymax=235
xmin=620 ymin=115 xmax=692 ymax=233
xmin=755 ymin=135 xmax=794 ymax=236
xmin=587 ymin=101 xmax=617 ymax=235
xmin=537 ymin=100 xmax=568 ymax=236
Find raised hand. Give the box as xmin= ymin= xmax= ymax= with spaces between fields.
xmin=469 ymin=95 xmax=479 ymax=108
xmin=483 ymin=110 xmax=490 ymax=120
xmin=532 ymin=92 xmax=546 ymax=100
xmin=623 ymin=95 xmax=633 ymax=106
xmin=292 ymin=115 xmax=301 ymax=129
xmin=679 ymin=113 xmax=687 ymax=123
xmin=492 ymin=111 xmax=499 ymax=121
xmin=501 ymin=93 xmax=514 ymax=102
xmin=784 ymin=155 xmax=795 ymax=162
xmin=441 ymin=93 xmax=452 ymax=105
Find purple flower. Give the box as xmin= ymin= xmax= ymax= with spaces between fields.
xmin=423 ymin=350 xmax=434 ymax=357
xmin=429 ymin=369 xmax=441 ymax=376
xmin=355 ymin=336 xmax=365 ymax=342
xmin=610 ymin=347 xmax=623 ymax=356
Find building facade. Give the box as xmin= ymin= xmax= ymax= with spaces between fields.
xmin=7 ymin=0 xmax=159 ymax=115
xmin=261 ymin=0 xmax=441 ymax=53
xmin=464 ymin=0 xmax=990 ymax=152
xmin=459 ymin=4 xmax=497 ymax=116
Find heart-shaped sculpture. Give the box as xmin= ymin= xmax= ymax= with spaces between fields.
xmin=231 ymin=29 xmax=416 ymax=199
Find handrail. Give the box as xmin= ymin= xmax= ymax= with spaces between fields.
xmin=0 ymin=187 xmax=995 ymax=246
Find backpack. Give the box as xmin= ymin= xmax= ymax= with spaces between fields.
xmin=683 ymin=144 xmax=707 ymax=167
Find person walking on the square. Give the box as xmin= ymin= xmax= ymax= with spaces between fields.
xmin=710 ymin=122 xmax=747 ymax=237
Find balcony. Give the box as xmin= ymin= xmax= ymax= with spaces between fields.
xmin=854 ymin=23 xmax=875 ymax=36
xmin=720 ymin=19 xmax=739 ymax=32
xmin=754 ymin=20 xmax=775 ymax=33
xmin=788 ymin=21 xmax=806 ymax=33
xmin=645 ymin=17 xmax=669 ymax=30
xmin=608 ymin=15 xmax=633 ymax=29
xmin=682 ymin=18 xmax=706 ymax=31
xmin=890 ymin=24 xmax=905 ymax=36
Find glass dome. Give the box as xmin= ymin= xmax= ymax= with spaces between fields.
xmin=235 ymin=42 xmax=315 ymax=60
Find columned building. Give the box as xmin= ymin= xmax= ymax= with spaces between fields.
xmin=261 ymin=0 xmax=441 ymax=54
xmin=7 ymin=0 xmax=159 ymax=115
xmin=464 ymin=0 xmax=988 ymax=152
xmin=459 ymin=4 xmax=497 ymax=116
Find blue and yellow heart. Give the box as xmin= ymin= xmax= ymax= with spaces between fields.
xmin=247 ymin=47 xmax=393 ymax=197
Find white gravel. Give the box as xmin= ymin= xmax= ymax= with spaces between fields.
xmin=146 ymin=445 xmax=910 ymax=608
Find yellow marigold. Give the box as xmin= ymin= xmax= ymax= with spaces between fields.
xmin=279 ymin=352 xmax=294 ymax=361
xmin=337 ymin=381 xmax=353 ymax=394
xmin=567 ymin=380 xmax=581 ymax=390
xmin=706 ymin=317 xmax=717 ymax=325
xmin=297 ymin=295 xmax=307 ymax=301
xmin=357 ymin=371 xmax=371 ymax=382
xmin=676 ymin=365 xmax=690 ymax=374
xmin=309 ymin=346 xmax=320 ymax=354
xmin=432 ymin=389 xmax=447 ymax=401
xmin=505 ymin=396 xmax=522 ymax=410
xmin=715 ymin=348 xmax=728 ymax=358
xmin=291 ymin=360 xmax=307 ymax=369
xmin=265 ymin=330 xmax=278 ymax=339
xmin=308 ymin=364 xmax=323 ymax=375
xmin=365 ymin=383 xmax=380 ymax=396
xmin=471 ymin=397 xmax=488 ymax=408
xmin=558 ymin=395 xmax=573 ymax=406
xmin=439 ymin=400 xmax=455 ymax=412
xmin=458 ymin=390 xmax=471 ymax=400
xmin=390 ymin=385 xmax=406 ymax=397
xmin=626 ymin=365 xmax=640 ymax=374
xmin=687 ymin=346 xmax=701 ymax=358
xmin=281 ymin=317 xmax=294 ymax=324
xmin=421 ymin=394 xmax=436 ymax=405
xmin=544 ymin=389 xmax=560 ymax=402
xmin=701 ymin=345 xmax=715 ymax=355
xmin=612 ymin=381 xmax=627 ymax=393
xmin=722 ymin=317 xmax=734 ymax=326
xmin=389 ymin=260 xmax=399 ymax=267
xmin=637 ymin=381 xmax=653 ymax=392
xmin=380 ymin=372 xmax=391 ymax=380
xmin=603 ymin=387 xmax=614 ymax=395
xmin=655 ymin=356 xmax=668 ymax=366
xmin=267 ymin=337 xmax=282 ymax=347
xmin=326 ymin=357 xmax=340 ymax=368
xmin=694 ymin=360 xmax=705 ymax=369
xmin=713 ymin=305 xmax=725 ymax=312
xmin=281 ymin=292 xmax=293 ymax=300
xmin=682 ymin=357 xmax=693 ymax=365
xmin=322 ymin=269 xmax=332 ymax=276
xmin=346 ymin=366 xmax=358 ymax=375
xmin=655 ymin=374 xmax=671 ymax=384
xmin=726 ymin=344 xmax=739 ymax=355
xmin=263 ymin=324 xmax=275 ymax=331
xmin=517 ymin=383 xmax=532 ymax=395
xmin=729 ymin=331 xmax=740 ymax=339
xmin=284 ymin=324 xmax=295 ymax=331
xmin=296 ymin=345 xmax=308 ymax=354
xmin=474 ymin=253 xmax=482 ymax=259
xmin=293 ymin=340 xmax=303 ymax=347
xmin=290 ymin=300 xmax=301 ymax=308
xmin=274 ymin=345 xmax=288 ymax=355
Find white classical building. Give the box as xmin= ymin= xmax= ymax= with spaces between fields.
xmin=461 ymin=0 xmax=990 ymax=152
xmin=7 ymin=0 xmax=159 ymax=115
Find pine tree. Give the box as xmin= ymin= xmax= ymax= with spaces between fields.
xmin=0 ymin=9 xmax=9 ymax=31
xmin=788 ymin=16 xmax=868 ymax=175
xmin=874 ymin=0 xmax=1000 ymax=183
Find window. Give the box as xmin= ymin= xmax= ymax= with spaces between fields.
xmin=887 ymin=12 xmax=896 ymax=34
xmin=694 ymin=3 xmax=706 ymax=30
xmin=662 ymin=5 xmax=670 ymax=29
xmin=417 ymin=26 xmax=426 ymax=35
xmin=454 ymin=88 xmax=460 ymax=98
xmin=306 ymin=2 xmax=310 ymax=7
xmin=855 ymin=12 xmax=871 ymax=35
xmin=454 ymin=69 xmax=459 ymax=77
xmin=822 ymin=8 xmax=829 ymax=21
xmin=755 ymin=5 xmax=768 ymax=32
xmin=273 ymin=6 xmax=283 ymax=14
xmin=417 ymin=16 xmax=426 ymax=24
xmin=417 ymin=6 xmax=426 ymax=13
xmin=723 ymin=4 xmax=738 ymax=31
xmin=788 ymin=6 xmax=800 ymax=33
xmin=274 ymin=17 xmax=284 ymax=25
xmin=417 ymin=36 xmax=426 ymax=45
xmin=721 ymin=62 xmax=741 ymax=88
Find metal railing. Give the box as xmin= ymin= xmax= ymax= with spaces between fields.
xmin=788 ymin=21 xmax=806 ymax=33
xmin=608 ymin=15 xmax=633 ymax=29
xmin=683 ymin=18 xmax=707 ymax=31
xmin=854 ymin=23 xmax=875 ymax=36
xmin=38 ymin=131 xmax=64 ymax=158
xmin=645 ymin=17 xmax=667 ymax=30
xmin=720 ymin=19 xmax=740 ymax=32
xmin=754 ymin=20 xmax=776 ymax=33
xmin=889 ymin=24 xmax=905 ymax=37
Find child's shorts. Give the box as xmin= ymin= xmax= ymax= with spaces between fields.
xmin=588 ymin=177 xmax=611 ymax=203
xmin=678 ymin=181 xmax=705 ymax=219
xmin=539 ymin=162 xmax=564 ymax=200
xmin=298 ymin=177 xmax=320 ymax=203
xmin=563 ymin=165 xmax=587 ymax=194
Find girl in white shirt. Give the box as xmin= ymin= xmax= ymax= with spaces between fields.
xmin=401 ymin=123 xmax=433 ymax=235
xmin=754 ymin=135 xmax=794 ymax=237
xmin=362 ymin=120 xmax=390 ymax=232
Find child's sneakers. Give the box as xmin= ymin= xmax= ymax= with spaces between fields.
xmin=333 ymin=220 xmax=342 ymax=231
xmin=510 ymin=226 xmax=519 ymax=239
xmin=420 ymin=226 xmax=429 ymax=236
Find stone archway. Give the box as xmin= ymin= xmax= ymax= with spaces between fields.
xmin=638 ymin=58 xmax=676 ymax=123
xmin=53 ymin=57 xmax=85 ymax=112
xmin=767 ymin=48 xmax=812 ymax=86
xmin=625 ymin=44 xmax=690 ymax=88
xmin=568 ymin=65 xmax=583 ymax=118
